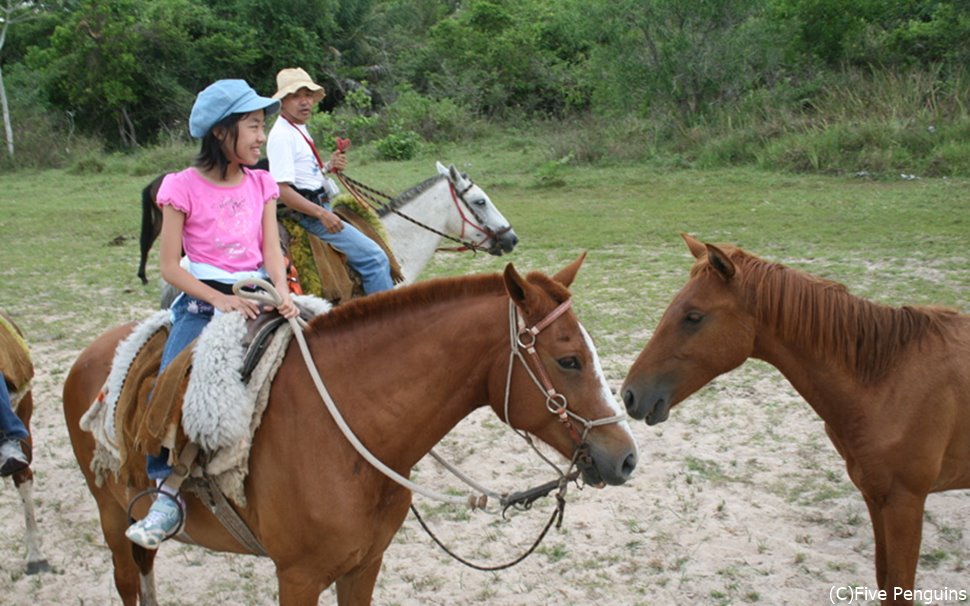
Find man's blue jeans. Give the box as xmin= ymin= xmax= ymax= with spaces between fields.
xmin=147 ymin=294 xmax=213 ymax=481
xmin=298 ymin=207 xmax=393 ymax=294
xmin=0 ymin=371 xmax=29 ymax=441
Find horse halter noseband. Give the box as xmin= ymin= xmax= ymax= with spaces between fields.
xmin=445 ymin=180 xmax=513 ymax=253
xmin=504 ymin=299 xmax=627 ymax=453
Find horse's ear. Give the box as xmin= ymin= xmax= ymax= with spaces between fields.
xmin=553 ymin=252 xmax=586 ymax=288
xmin=435 ymin=161 xmax=448 ymax=176
xmin=705 ymin=243 xmax=736 ymax=280
xmin=448 ymin=164 xmax=464 ymax=184
xmin=504 ymin=263 xmax=540 ymax=310
xmin=682 ymin=233 xmax=707 ymax=259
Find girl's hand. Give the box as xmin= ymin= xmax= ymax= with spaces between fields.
xmin=213 ymin=293 xmax=261 ymax=319
xmin=275 ymin=291 xmax=300 ymax=319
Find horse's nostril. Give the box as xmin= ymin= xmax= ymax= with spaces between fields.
xmin=622 ymin=389 xmax=635 ymax=411
xmin=622 ymin=452 xmax=637 ymax=477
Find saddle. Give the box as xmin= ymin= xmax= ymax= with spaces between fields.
xmin=280 ymin=193 xmax=404 ymax=304
xmin=114 ymin=313 xmax=290 ymax=486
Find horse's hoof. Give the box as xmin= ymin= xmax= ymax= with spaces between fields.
xmin=26 ymin=559 xmax=51 ymax=575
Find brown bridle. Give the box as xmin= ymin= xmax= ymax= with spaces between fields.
xmin=504 ymin=298 xmax=627 ymax=450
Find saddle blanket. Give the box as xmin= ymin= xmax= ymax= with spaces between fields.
xmin=80 ymin=295 xmax=331 ymax=505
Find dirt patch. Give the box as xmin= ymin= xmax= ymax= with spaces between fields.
xmin=1 ymin=334 xmax=967 ymax=605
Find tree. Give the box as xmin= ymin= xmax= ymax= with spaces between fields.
xmin=29 ymin=0 xmax=261 ymax=148
xmin=0 ymin=0 xmax=57 ymax=158
xmin=563 ymin=0 xmax=803 ymax=121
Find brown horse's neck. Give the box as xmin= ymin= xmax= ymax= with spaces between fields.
xmin=738 ymin=256 xmax=954 ymax=425
xmin=291 ymin=282 xmax=512 ymax=471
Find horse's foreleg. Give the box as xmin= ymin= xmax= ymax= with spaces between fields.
xmin=875 ymin=489 xmax=926 ymax=606
xmin=863 ymin=496 xmax=888 ymax=590
xmin=335 ymin=557 xmax=383 ymax=606
xmin=12 ymin=472 xmax=51 ymax=574
xmin=94 ymin=491 xmax=150 ymax=606
xmin=131 ymin=543 xmax=160 ymax=606
xmin=277 ymin=566 xmax=328 ymax=606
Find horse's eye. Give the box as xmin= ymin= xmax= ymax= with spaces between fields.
xmin=473 ymin=198 xmax=486 ymax=207
xmin=685 ymin=311 xmax=703 ymax=324
xmin=557 ymin=356 xmax=582 ymax=371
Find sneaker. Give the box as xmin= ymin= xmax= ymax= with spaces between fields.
xmin=125 ymin=494 xmax=183 ymax=549
xmin=0 ymin=439 xmax=28 ymax=477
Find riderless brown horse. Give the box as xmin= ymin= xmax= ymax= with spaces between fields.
xmin=620 ymin=234 xmax=969 ymax=606
xmin=0 ymin=311 xmax=50 ymax=574
xmin=64 ymin=256 xmax=638 ymax=605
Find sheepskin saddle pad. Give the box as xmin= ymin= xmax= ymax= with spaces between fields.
xmin=81 ymin=295 xmax=331 ymax=499
xmin=279 ymin=193 xmax=403 ymax=304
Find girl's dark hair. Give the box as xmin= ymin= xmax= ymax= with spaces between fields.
xmin=195 ymin=112 xmax=246 ymax=179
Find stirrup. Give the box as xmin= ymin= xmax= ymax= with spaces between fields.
xmin=125 ymin=487 xmax=185 ymax=547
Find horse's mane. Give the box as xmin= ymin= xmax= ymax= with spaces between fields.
xmin=306 ymin=269 xmax=570 ymax=333
xmin=700 ymin=248 xmax=959 ymax=384
xmin=378 ymin=174 xmax=447 ymax=218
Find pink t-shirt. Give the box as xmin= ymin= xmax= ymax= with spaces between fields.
xmin=157 ymin=167 xmax=280 ymax=273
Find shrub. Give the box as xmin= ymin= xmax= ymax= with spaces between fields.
xmin=375 ymin=128 xmax=422 ymax=161
xmin=66 ymin=156 xmax=108 ymax=175
xmin=128 ymin=139 xmax=195 ymax=176
xmin=380 ymin=87 xmax=474 ymax=142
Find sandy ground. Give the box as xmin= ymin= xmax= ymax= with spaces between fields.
xmin=1 ymin=324 xmax=968 ymax=606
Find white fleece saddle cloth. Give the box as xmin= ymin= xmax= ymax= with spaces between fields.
xmin=80 ymin=295 xmax=331 ymax=505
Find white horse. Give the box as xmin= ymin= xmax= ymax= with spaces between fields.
xmin=371 ymin=161 xmax=518 ymax=283
xmin=144 ymin=161 xmax=518 ymax=306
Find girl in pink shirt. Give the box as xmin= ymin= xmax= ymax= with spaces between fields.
xmin=127 ymin=80 xmax=299 ymax=550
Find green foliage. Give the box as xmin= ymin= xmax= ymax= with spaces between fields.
xmin=772 ymin=0 xmax=970 ymax=68
xmin=532 ymin=153 xmax=572 ymax=188
xmin=375 ymin=128 xmax=422 ymax=161
xmin=380 ymin=86 xmax=474 ymax=142
xmin=127 ymin=140 xmax=196 ymax=176
xmin=24 ymin=0 xmax=263 ymax=148
xmin=0 ymin=64 xmax=79 ymax=170
xmin=66 ymin=156 xmax=108 ymax=175
xmin=578 ymin=0 xmax=788 ymax=120
xmin=1 ymin=0 xmax=969 ymax=176
xmin=306 ymin=85 xmax=379 ymax=148
xmin=417 ymin=0 xmax=582 ymax=116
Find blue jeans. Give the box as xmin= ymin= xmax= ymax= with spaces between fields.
xmin=0 ymin=371 xmax=29 ymax=441
xmin=147 ymin=295 xmax=214 ymax=481
xmin=298 ymin=206 xmax=393 ymax=294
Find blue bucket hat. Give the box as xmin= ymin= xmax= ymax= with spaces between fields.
xmin=188 ymin=79 xmax=280 ymax=138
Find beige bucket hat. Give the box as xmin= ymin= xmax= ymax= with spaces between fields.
xmin=273 ymin=67 xmax=326 ymax=102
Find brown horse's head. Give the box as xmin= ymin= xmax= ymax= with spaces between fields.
xmin=497 ymin=254 xmax=638 ymax=486
xmin=621 ymin=234 xmax=756 ymax=425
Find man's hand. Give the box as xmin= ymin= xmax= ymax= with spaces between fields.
xmin=319 ymin=208 xmax=344 ymax=233
xmin=329 ymin=150 xmax=347 ymax=173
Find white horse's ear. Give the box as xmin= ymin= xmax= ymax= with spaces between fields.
xmin=448 ymin=164 xmax=465 ymax=185
xmin=435 ymin=161 xmax=448 ymax=175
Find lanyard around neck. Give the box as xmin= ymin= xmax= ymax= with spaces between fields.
xmin=282 ymin=115 xmax=324 ymax=170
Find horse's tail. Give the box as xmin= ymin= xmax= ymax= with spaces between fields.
xmin=138 ymin=174 xmax=166 ymax=284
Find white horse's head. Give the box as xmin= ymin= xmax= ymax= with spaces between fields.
xmin=436 ymin=161 xmax=518 ymax=255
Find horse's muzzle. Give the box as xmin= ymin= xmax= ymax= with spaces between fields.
xmin=622 ymin=384 xmax=672 ymax=426
xmin=580 ymin=440 xmax=638 ymax=486
xmin=488 ymin=229 xmax=519 ymax=256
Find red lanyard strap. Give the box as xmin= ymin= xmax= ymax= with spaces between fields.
xmin=282 ymin=116 xmax=325 ymax=170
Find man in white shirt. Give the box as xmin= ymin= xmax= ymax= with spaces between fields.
xmin=266 ymin=67 xmax=393 ymax=294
